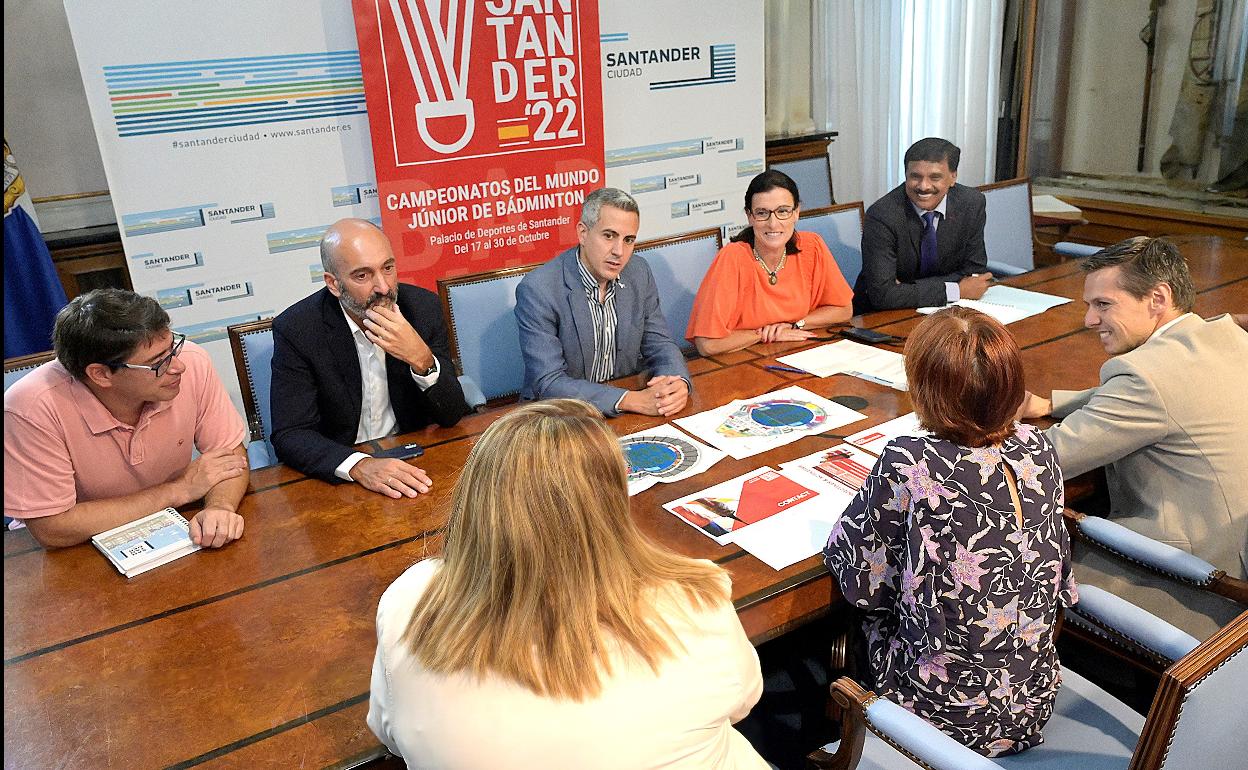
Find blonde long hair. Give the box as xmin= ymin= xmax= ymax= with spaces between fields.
xmin=403 ymin=399 xmax=729 ymax=700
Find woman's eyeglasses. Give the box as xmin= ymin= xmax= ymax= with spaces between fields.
xmin=749 ymin=206 xmax=796 ymax=221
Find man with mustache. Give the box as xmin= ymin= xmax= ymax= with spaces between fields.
xmin=271 ymin=218 xmax=468 ymax=497
xmin=854 ymin=137 xmax=992 ymax=314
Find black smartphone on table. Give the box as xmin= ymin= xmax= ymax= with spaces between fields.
xmin=839 ymin=327 xmax=903 ymax=345
xmin=372 ymin=442 xmax=425 ymax=460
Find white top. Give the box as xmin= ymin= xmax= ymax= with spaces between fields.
xmin=334 ymin=305 xmax=440 ymax=480
xmin=367 ymin=559 xmax=770 ymax=770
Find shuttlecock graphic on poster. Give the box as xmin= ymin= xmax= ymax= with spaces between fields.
xmin=717 ymin=399 xmax=829 ymax=438
xmin=388 ymin=0 xmax=476 ymax=154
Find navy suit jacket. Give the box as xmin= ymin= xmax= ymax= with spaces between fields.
xmin=854 ymin=183 xmax=988 ymax=313
xmin=514 ymin=247 xmax=691 ymax=415
xmin=270 ymin=284 xmax=468 ymax=481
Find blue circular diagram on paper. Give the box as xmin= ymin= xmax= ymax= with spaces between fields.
xmin=749 ymin=401 xmax=819 ymax=428
xmin=621 ymin=436 xmax=700 ymax=480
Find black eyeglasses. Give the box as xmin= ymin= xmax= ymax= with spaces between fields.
xmin=117 ymin=333 xmax=186 ymax=377
xmin=749 ymin=206 xmax=796 ymax=221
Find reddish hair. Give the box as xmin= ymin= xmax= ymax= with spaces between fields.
xmin=903 ymin=307 xmax=1024 ymax=447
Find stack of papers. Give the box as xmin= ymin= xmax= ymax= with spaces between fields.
xmin=844 ymin=412 xmax=928 ymax=454
xmin=776 ymin=341 xmax=908 ymax=390
xmin=918 ymin=285 xmax=1070 ymax=325
xmin=663 ymin=467 xmax=850 ymax=570
xmin=674 ymin=385 xmax=867 ymax=460
xmin=91 ymin=508 xmax=201 ymax=578
xmin=619 ymin=423 xmax=726 ymax=496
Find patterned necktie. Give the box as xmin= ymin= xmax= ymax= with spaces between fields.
xmin=920 ymin=211 xmax=939 ymax=277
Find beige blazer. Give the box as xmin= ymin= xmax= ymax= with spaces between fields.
xmin=1047 ymin=313 xmax=1248 ymax=637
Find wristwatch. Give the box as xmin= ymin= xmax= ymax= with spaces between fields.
xmin=414 ymin=361 xmax=437 ymax=377
xmin=793 ymin=319 xmax=806 ymax=330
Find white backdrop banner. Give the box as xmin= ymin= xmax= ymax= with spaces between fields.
xmin=64 ymin=0 xmax=765 ymax=419
xmin=600 ymin=0 xmax=764 ymax=241
xmin=64 ymin=1 xmax=380 ymax=416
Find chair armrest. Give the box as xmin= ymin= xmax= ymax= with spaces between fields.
xmin=1053 ymin=241 xmax=1101 ymax=258
xmin=985 ymin=261 xmax=1028 ymax=277
xmin=457 ymin=375 xmax=487 ymax=412
xmin=1069 ymin=584 xmax=1200 ymax=663
xmin=807 ymin=678 xmax=1001 ymax=770
xmin=1066 ymin=510 xmax=1248 ymax=604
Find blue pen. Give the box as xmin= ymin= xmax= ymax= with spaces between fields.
xmin=764 ymin=364 xmax=808 ymax=375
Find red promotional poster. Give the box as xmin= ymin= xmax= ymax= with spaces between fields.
xmin=353 ymin=0 xmax=605 ymax=287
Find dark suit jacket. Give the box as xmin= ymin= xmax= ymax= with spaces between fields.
xmin=514 ymin=247 xmax=691 ymax=416
xmin=854 ymin=183 xmax=988 ymax=313
xmin=270 ymin=284 xmax=468 ymax=481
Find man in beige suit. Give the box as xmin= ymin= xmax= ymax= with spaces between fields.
xmin=1022 ymin=236 xmax=1247 ymax=638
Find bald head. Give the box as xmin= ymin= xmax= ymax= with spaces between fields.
xmin=319 ymin=218 xmax=399 ymax=319
xmin=320 ymin=218 xmax=390 ymax=278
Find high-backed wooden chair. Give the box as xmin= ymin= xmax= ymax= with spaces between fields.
xmin=437 ymin=264 xmax=539 ymax=404
xmin=226 ymin=319 xmax=277 ymax=469
xmin=979 ymin=178 xmax=1037 ymax=277
xmin=632 ymin=228 xmax=722 ymax=349
xmin=808 ymin=593 xmax=1248 ymax=770
xmin=798 ymin=202 xmax=866 ymax=288
xmin=772 ymin=154 xmax=836 ymax=210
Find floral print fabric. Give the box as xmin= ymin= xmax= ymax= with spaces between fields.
xmin=823 ymin=423 xmax=1077 ymax=756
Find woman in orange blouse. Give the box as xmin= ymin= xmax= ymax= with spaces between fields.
xmin=687 ymin=170 xmax=853 ymax=356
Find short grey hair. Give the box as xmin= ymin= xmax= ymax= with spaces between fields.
xmin=1080 ymin=236 xmax=1195 ymax=313
xmin=580 ymin=188 xmax=639 ymax=229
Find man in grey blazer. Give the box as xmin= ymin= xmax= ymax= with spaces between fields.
xmin=854 ymin=137 xmax=992 ymax=314
xmin=1022 ymin=237 xmax=1248 ymax=638
xmin=515 ymin=188 xmax=691 ymax=417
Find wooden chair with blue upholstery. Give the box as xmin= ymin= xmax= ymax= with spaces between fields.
xmin=3 ymin=350 xmax=55 ymax=393
xmin=632 ymin=228 xmax=723 ymax=350
xmin=437 ymin=264 xmax=540 ymax=405
xmin=798 ymin=202 xmax=866 ymax=289
xmin=226 ymin=319 xmax=278 ymax=470
xmin=772 ymin=153 xmax=836 ymax=211
xmin=807 ymin=586 xmax=1248 ymax=770
xmin=979 ymin=178 xmax=1038 ymax=277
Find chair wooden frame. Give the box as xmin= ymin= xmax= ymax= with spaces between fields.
xmin=226 ymin=318 xmax=274 ymax=443
xmin=799 ymin=201 xmax=866 ymax=227
xmin=632 ymin=226 xmax=723 ymax=256
xmin=4 ymin=350 xmax=57 ymax=378
xmin=807 ymin=610 xmax=1248 ymax=770
xmin=436 ymin=263 xmax=541 ymax=402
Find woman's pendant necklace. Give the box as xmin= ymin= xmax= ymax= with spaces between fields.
xmin=753 ymin=247 xmax=786 ymax=285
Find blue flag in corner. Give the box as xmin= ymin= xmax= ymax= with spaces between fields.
xmin=4 ymin=139 xmax=68 ymax=358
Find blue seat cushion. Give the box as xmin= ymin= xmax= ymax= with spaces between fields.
xmin=834 ymin=668 xmax=1142 ymax=770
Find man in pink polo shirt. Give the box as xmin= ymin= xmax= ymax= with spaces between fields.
xmin=4 ymin=289 xmax=249 ymax=548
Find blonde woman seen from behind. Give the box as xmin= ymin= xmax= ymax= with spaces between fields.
xmin=367 ymin=399 xmax=770 ymax=769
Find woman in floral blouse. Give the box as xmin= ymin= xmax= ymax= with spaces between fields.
xmin=824 ymin=306 xmax=1077 ymax=757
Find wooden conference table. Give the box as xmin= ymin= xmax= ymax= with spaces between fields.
xmin=4 ymin=235 xmax=1244 ymax=769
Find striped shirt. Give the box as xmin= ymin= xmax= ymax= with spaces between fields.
xmin=576 ymin=252 xmax=622 ymax=383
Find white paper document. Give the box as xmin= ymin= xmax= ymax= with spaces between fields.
xmin=844 ymin=412 xmax=928 ymax=455
xmin=776 ymin=340 xmax=908 ymax=390
xmin=619 ymin=423 xmax=726 ymax=496
xmin=662 ymin=466 xmax=843 ymax=570
xmin=673 ymin=385 xmax=867 ymax=460
xmin=918 ymin=285 xmax=1070 ymax=325
xmin=780 ymin=443 xmax=879 ymax=496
